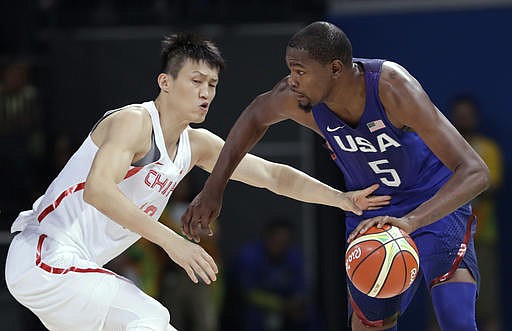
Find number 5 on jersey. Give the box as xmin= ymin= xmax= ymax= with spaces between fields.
xmin=368 ymin=159 xmax=401 ymax=187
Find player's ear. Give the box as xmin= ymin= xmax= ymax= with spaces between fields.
xmin=157 ymin=73 xmax=172 ymax=93
xmin=331 ymin=59 xmax=344 ymax=78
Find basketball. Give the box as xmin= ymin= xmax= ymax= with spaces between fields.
xmin=345 ymin=224 xmax=419 ymax=299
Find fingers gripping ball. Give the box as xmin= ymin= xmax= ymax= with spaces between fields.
xmin=345 ymin=225 xmax=419 ymax=298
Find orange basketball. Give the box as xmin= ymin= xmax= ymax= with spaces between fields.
xmin=345 ymin=224 xmax=419 ymax=298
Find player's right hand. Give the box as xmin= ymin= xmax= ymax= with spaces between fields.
xmin=165 ymin=235 xmax=218 ymax=284
xmin=181 ymin=188 xmax=223 ymax=243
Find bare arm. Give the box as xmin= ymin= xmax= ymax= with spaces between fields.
xmin=83 ymin=108 xmax=217 ymax=283
xmin=201 ymin=79 xmax=307 ymax=191
xmin=179 ymin=79 xmax=289 ymax=236
xmin=349 ymin=62 xmax=490 ymax=240
xmin=182 ymin=126 xmax=389 ymax=241
xmin=191 ymin=128 xmax=388 ymax=208
xmin=181 ymin=78 xmax=319 ymax=240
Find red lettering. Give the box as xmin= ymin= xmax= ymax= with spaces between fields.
xmin=144 ymin=170 xmax=158 ymax=186
xmin=151 ymin=173 xmax=168 ymax=192
xmin=142 ymin=204 xmax=158 ymax=216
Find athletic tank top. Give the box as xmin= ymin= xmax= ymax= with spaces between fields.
xmin=312 ymin=59 xmax=452 ymax=230
xmin=11 ymin=101 xmax=191 ymax=266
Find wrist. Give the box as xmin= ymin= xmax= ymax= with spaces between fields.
xmin=161 ymin=230 xmax=185 ymax=251
xmin=401 ymin=215 xmax=422 ymax=233
xmin=204 ymin=176 xmax=228 ymax=193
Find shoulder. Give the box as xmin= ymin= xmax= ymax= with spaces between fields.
xmin=115 ymin=105 xmax=152 ymax=128
xmin=379 ymin=61 xmax=416 ymax=94
xmin=91 ymin=104 xmax=152 ymax=148
xmin=379 ymin=61 xmax=423 ymax=110
xmin=100 ymin=105 xmax=152 ymax=132
xmin=186 ymin=127 xmax=223 ymax=153
xmin=187 ymin=127 xmax=220 ymax=142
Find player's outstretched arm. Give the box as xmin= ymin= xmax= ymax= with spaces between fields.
xmin=181 ymin=79 xmax=298 ymax=241
xmin=189 ymin=128 xmax=390 ymax=226
xmin=83 ymin=108 xmax=218 ymax=284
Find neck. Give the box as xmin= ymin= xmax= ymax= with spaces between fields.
xmin=154 ymin=95 xmax=189 ymax=147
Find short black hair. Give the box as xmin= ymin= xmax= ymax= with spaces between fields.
xmin=264 ymin=217 xmax=293 ymax=236
xmin=287 ymin=21 xmax=352 ymax=65
xmin=160 ymin=32 xmax=225 ymax=78
xmin=449 ymin=94 xmax=480 ymax=112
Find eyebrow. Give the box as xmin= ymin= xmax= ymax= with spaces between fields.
xmin=288 ymin=61 xmax=305 ymax=68
xmin=192 ymin=70 xmax=218 ymax=81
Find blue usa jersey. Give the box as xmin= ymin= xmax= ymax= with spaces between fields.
xmin=312 ymin=58 xmax=453 ymax=229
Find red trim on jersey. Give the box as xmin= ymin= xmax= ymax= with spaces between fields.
xmin=37 ymin=166 xmax=143 ymax=223
xmin=35 ymin=234 xmax=115 ymax=276
xmin=123 ymin=166 xmax=143 ymax=179
xmin=37 ymin=182 xmax=86 ymax=222
xmin=429 ymin=214 xmax=475 ymax=289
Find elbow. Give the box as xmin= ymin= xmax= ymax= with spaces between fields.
xmin=477 ymin=163 xmax=491 ymax=193
xmin=83 ymin=179 xmax=103 ymax=207
xmin=466 ymin=161 xmax=491 ymax=194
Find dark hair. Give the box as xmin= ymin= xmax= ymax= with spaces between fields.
xmin=449 ymin=94 xmax=480 ymax=112
xmin=264 ymin=217 xmax=293 ymax=235
xmin=287 ymin=21 xmax=352 ymax=65
xmin=160 ymin=32 xmax=225 ymax=78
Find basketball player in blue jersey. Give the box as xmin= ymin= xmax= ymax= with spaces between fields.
xmin=5 ymin=31 xmax=390 ymax=331
xmin=181 ymin=22 xmax=490 ymax=331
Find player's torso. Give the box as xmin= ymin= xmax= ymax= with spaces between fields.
xmin=33 ymin=101 xmax=191 ymax=265
xmin=312 ymin=59 xmax=452 ymax=220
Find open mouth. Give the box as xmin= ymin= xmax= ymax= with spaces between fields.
xmin=200 ymin=102 xmax=209 ymax=111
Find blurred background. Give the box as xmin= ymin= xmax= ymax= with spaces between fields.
xmin=1 ymin=0 xmax=510 ymax=330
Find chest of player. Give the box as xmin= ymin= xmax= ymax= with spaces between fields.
xmin=122 ymin=163 xmax=183 ymax=199
xmin=329 ymin=131 xmax=401 ymax=154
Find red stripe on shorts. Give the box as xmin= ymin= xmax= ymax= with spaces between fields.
xmin=35 ymin=234 xmax=115 ymax=275
xmin=429 ymin=214 xmax=475 ymax=289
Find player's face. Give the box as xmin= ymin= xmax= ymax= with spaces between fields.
xmin=285 ymin=47 xmax=333 ymax=109
xmin=168 ymin=59 xmax=219 ymax=124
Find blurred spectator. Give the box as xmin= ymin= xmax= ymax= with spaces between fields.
xmin=450 ymin=95 xmax=504 ymax=331
xmin=223 ymin=218 xmax=310 ymax=331
xmin=0 ymin=61 xmax=45 ymax=229
xmin=159 ymin=175 xmax=222 ymax=331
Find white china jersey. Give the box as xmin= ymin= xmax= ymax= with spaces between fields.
xmin=11 ymin=101 xmax=191 ymax=266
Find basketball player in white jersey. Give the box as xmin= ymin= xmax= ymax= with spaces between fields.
xmin=5 ymin=32 xmax=390 ymax=331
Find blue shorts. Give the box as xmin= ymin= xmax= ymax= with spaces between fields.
xmin=346 ymin=204 xmax=479 ymax=323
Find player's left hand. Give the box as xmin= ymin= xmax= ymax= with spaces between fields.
xmin=347 ymin=215 xmax=414 ymax=243
xmin=339 ymin=184 xmax=391 ymax=215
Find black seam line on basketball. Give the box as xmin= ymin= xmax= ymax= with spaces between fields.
xmin=383 ymin=227 xmax=409 ymax=295
xmin=350 ymin=230 xmax=400 ymax=279
xmin=350 ymin=235 xmax=394 ymax=293
xmin=350 ymin=230 xmax=408 ymax=297
xmin=375 ymin=252 xmax=406 ymax=298
xmin=372 ymin=235 xmax=402 ymax=297
xmin=368 ymin=245 xmax=387 ymax=296
xmin=350 ymin=240 xmax=387 ymax=280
